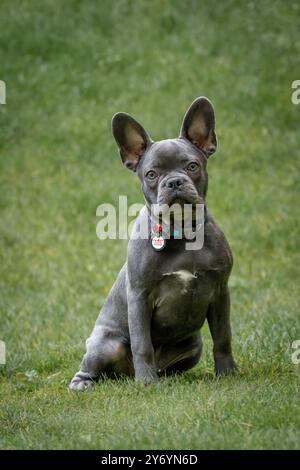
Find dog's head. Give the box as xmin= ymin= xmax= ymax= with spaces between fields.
xmin=112 ymin=97 xmax=217 ymax=209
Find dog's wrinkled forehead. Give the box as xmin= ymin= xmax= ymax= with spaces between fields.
xmin=138 ymin=138 xmax=206 ymax=174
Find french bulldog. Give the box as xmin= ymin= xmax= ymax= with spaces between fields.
xmin=70 ymin=97 xmax=238 ymax=390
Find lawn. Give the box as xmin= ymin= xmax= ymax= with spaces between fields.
xmin=0 ymin=0 xmax=300 ymax=450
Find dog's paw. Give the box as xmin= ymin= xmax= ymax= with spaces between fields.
xmin=215 ymin=356 xmax=239 ymax=376
xmin=69 ymin=372 xmax=95 ymax=391
xmin=134 ymin=361 xmax=159 ymax=386
xmin=143 ymin=376 xmax=159 ymax=387
xmin=216 ymin=365 xmax=239 ymax=376
xmin=135 ymin=372 xmax=159 ymax=387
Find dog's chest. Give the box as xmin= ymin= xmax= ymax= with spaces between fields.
xmin=150 ymin=269 xmax=216 ymax=340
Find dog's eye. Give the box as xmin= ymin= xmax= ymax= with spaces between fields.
xmin=187 ymin=162 xmax=199 ymax=172
xmin=146 ymin=170 xmax=158 ymax=180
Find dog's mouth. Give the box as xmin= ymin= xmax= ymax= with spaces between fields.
xmin=154 ymin=182 xmax=203 ymax=217
xmin=160 ymin=192 xmax=201 ymax=208
xmin=169 ymin=195 xmax=191 ymax=206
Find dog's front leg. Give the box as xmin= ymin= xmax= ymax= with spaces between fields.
xmin=207 ymin=287 xmax=238 ymax=376
xmin=127 ymin=287 xmax=158 ymax=385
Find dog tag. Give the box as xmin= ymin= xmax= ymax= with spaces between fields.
xmin=151 ymin=236 xmax=166 ymax=251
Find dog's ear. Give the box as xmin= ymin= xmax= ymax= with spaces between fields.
xmin=112 ymin=113 xmax=152 ymax=171
xmin=179 ymin=97 xmax=217 ymax=157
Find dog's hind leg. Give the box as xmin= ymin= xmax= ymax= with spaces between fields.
xmin=156 ymin=332 xmax=202 ymax=376
xmin=69 ymin=326 xmax=133 ymax=390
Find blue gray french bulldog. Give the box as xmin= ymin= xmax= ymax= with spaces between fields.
xmin=70 ymin=97 xmax=238 ymax=390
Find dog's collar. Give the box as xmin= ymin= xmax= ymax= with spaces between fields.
xmin=147 ymin=208 xmax=207 ymax=252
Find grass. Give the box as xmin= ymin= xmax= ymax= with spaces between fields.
xmin=0 ymin=0 xmax=300 ymax=450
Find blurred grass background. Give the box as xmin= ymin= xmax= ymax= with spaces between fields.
xmin=0 ymin=0 xmax=300 ymax=449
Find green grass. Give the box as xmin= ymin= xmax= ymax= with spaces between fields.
xmin=0 ymin=0 xmax=300 ymax=450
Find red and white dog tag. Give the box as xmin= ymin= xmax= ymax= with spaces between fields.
xmin=151 ymin=223 xmax=166 ymax=251
xmin=151 ymin=236 xmax=166 ymax=251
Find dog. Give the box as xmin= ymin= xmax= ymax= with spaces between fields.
xmin=70 ymin=97 xmax=238 ymax=390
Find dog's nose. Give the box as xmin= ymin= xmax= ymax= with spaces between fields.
xmin=166 ymin=178 xmax=183 ymax=190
